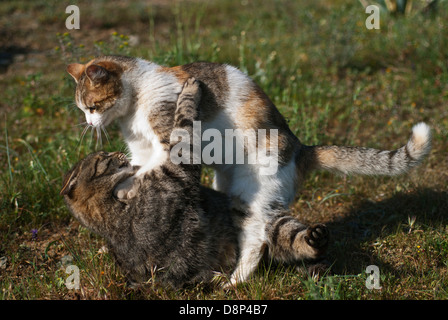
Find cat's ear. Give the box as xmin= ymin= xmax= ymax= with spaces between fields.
xmin=86 ymin=64 xmax=109 ymax=84
xmin=60 ymin=166 xmax=80 ymax=196
xmin=66 ymin=63 xmax=85 ymax=83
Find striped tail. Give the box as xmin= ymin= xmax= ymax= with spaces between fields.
xmin=302 ymin=122 xmax=431 ymax=176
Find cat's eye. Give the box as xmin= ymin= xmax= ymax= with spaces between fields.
xmin=88 ymin=105 xmax=98 ymax=113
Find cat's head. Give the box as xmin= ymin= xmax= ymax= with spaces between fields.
xmin=62 ymin=151 xmax=136 ymax=225
xmin=67 ymin=57 xmax=134 ymax=128
xmin=61 ymin=151 xmax=137 ymax=233
xmin=61 ymin=151 xmax=134 ymax=199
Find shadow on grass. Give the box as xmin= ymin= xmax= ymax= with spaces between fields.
xmin=325 ymin=188 xmax=448 ymax=276
xmin=0 ymin=45 xmax=29 ymax=73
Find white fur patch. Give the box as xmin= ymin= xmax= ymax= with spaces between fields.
xmin=408 ymin=122 xmax=431 ymax=160
xmin=411 ymin=122 xmax=431 ymax=146
xmin=118 ymin=59 xmax=183 ymax=173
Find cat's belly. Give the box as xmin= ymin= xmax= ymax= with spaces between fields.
xmin=198 ymin=109 xmax=299 ymax=209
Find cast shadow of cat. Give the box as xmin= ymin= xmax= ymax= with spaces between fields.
xmin=324 ymin=188 xmax=448 ymax=278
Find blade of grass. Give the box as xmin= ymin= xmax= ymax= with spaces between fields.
xmin=4 ymin=116 xmax=13 ymax=183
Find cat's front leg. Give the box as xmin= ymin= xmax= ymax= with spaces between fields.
xmin=116 ymin=138 xmax=170 ymax=200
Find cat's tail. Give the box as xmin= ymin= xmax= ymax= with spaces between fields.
xmin=301 ymin=122 xmax=431 ymax=176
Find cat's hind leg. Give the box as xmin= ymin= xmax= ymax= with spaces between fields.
xmin=222 ymin=160 xmax=298 ymax=287
xmin=266 ymin=216 xmax=330 ymax=278
xmin=267 ymin=217 xmax=329 ymax=262
xmin=224 ymin=215 xmax=267 ymax=288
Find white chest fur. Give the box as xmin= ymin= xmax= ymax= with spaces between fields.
xmin=120 ymin=59 xmax=182 ymax=174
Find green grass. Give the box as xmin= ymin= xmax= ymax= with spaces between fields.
xmin=1 ymin=0 xmax=447 ymax=300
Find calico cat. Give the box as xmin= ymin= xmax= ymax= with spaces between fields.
xmin=66 ymin=56 xmax=431 ymax=285
xmin=61 ymin=78 xmax=329 ymax=288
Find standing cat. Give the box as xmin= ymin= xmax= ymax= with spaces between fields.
xmin=61 ymin=78 xmax=329 ymax=288
xmin=66 ymin=56 xmax=431 ymax=285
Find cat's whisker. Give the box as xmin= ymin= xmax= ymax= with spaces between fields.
xmin=95 ymin=126 xmax=103 ymax=150
xmin=54 ymin=99 xmax=77 ymax=110
xmin=80 ymin=124 xmax=90 ymax=139
xmin=89 ymin=125 xmax=95 ymax=148
xmin=117 ymin=144 xmax=132 ymax=161
xmin=101 ymin=126 xmax=111 ymax=145
xmin=99 ymin=127 xmax=103 ymax=149
xmin=67 ymin=102 xmax=78 ymax=109
xmin=76 ymin=124 xmax=91 ymax=151
xmin=124 ymin=148 xmax=132 ymax=161
xmin=73 ymin=122 xmax=88 ymax=128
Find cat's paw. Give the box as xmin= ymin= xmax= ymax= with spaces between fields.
xmin=114 ymin=176 xmax=138 ymax=200
xmin=304 ymin=224 xmax=329 ymax=251
xmin=181 ymin=77 xmax=201 ymax=102
xmin=183 ymin=76 xmax=199 ymax=90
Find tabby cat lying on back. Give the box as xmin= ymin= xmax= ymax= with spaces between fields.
xmin=61 ymin=78 xmax=329 ymax=288
xmin=67 ymin=56 xmax=430 ymax=286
